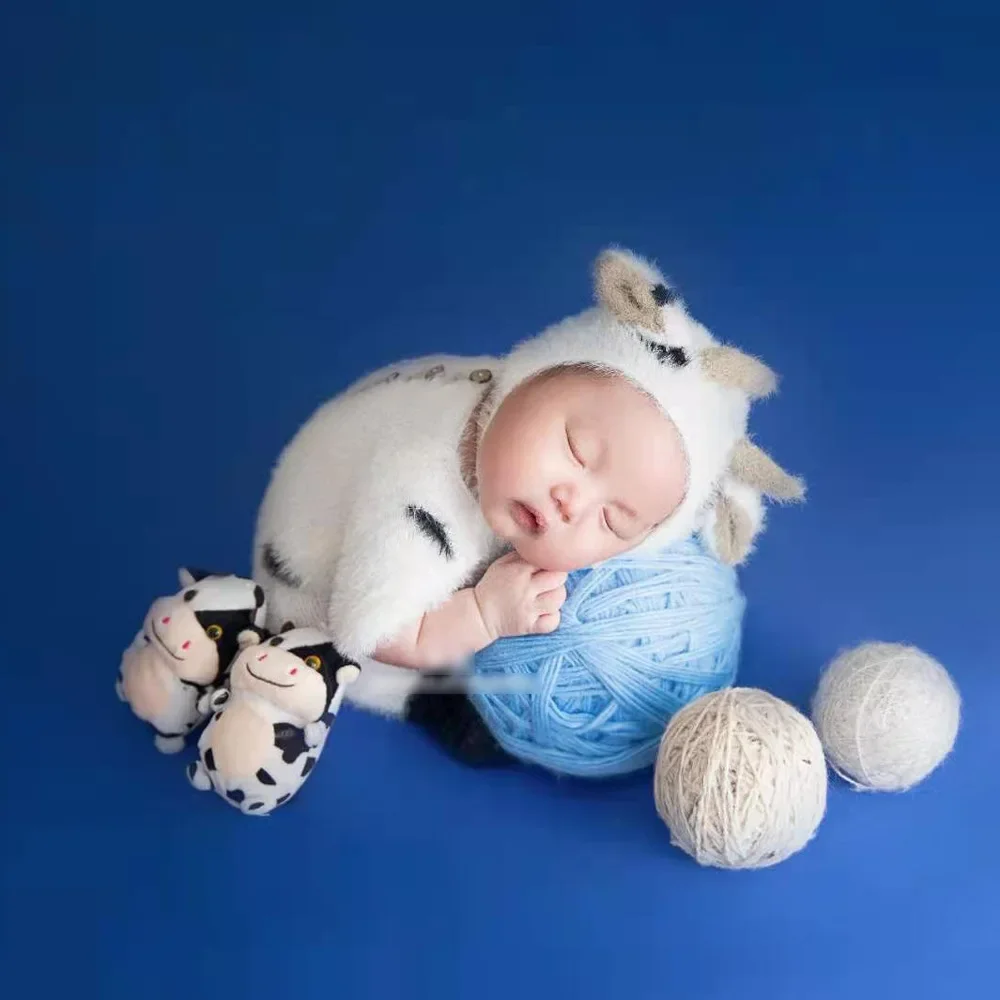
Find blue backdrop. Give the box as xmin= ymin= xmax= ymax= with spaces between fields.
xmin=3 ymin=3 xmax=998 ymax=998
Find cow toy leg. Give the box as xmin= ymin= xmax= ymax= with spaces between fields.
xmin=155 ymin=733 xmax=185 ymax=754
xmin=187 ymin=760 xmax=212 ymax=791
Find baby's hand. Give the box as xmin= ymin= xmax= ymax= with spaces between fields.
xmin=474 ymin=552 xmax=567 ymax=641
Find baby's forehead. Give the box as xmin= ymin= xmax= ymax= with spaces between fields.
xmin=545 ymin=365 xmax=663 ymax=415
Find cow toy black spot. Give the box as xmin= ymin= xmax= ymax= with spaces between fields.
xmin=117 ymin=567 xmax=267 ymax=753
xmin=187 ymin=624 xmax=360 ymax=815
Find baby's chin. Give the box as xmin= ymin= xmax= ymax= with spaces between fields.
xmin=510 ymin=537 xmax=590 ymax=573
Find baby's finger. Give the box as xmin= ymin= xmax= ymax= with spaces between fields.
xmin=533 ymin=612 xmax=561 ymax=634
xmin=494 ymin=550 xmax=524 ymax=567
xmin=531 ymin=569 xmax=567 ymax=593
xmin=536 ymin=585 xmax=567 ymax=613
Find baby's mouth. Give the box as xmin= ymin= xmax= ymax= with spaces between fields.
xmin=511 ymin=500 xmax=546 ymax=535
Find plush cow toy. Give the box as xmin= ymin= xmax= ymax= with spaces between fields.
xmin=187 ymin=624 xmax=360 ymax=815
xmin=117 ymin=568 xmax=267 ymax=752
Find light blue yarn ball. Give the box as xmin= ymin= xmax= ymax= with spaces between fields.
xmin=470 ymin=536 xmax=745 ymax=778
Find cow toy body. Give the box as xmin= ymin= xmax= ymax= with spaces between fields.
xmin=117 ymin=568 xmax=267 ymax=753
xmin=187 ymin=625 xmax=360 ymax=815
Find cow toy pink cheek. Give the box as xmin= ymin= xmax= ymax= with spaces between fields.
xmin=187 ymin=625 xmax=360 ymax=816
xmin=116 ymin=567 xmax=267 ymax=754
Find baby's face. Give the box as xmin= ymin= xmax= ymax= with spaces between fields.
xmin=476 ymin=368 xmax=688 ymax=571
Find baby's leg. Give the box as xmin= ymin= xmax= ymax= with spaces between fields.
xmin=405 ymin=687 xmax=515 ymax=768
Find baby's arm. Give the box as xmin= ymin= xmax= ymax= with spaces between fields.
xmin=373 ymin=553 xmax=567 ymax=670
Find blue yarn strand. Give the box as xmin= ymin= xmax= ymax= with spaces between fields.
xmin=470 ymin=536 xmax=745 ymax=777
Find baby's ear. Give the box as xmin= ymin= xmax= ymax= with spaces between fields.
xmin=593 ymin=247 xmax=675 ymax=333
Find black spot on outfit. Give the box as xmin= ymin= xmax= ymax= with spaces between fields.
xmin=261 ymin=542 xmax=303 ymax=589
xmin=227 ymin=789 xmax=245 ymax=804
xmin=204 ymin=748 xmax=216 ymax=771
xmin=405 ymin=505 xmax=454 ymax=560
xmin=301 ymin=756 xmax=316 ymax=778
xmin=256 ymin=768 xmax=276 ymax=785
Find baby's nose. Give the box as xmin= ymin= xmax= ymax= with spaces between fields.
xmin=551 ymin=484 xmax=576 ymax=523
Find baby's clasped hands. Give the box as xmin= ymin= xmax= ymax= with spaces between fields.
xmin=473 ymin=551 xmax=568 ymax=640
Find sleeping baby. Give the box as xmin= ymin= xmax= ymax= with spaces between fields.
xmin=251 ymin=248 xmax=803 ymax=761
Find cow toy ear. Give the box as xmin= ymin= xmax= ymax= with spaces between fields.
xmin=178 ymin=567 xmax=214 ymax=587
xmin=336 ymin=664 xmax=361 ymax=686
xmin=280 ymin=621 xmax=296 ymax=634
xmin=237 ymin=628 xmax=264 ymax=650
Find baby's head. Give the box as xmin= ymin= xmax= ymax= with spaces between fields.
xmin=477 ymin=365 xmax=688 ymax=571
xmin=472 ymin=248 xmax=804 ymax=573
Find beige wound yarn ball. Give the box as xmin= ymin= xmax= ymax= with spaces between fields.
xmin=811 ymin=642 xmax=961 ymax=791
xmin=653 ymin=688 xmax=827 ymax=869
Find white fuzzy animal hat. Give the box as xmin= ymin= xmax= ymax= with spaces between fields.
xmin=483 ymin=247 xmax=804 ymax=564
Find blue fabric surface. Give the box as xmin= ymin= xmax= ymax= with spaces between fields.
xmin=3 ymin=3 xmax=998 ymax=999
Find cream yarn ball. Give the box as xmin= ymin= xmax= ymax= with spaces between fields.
xmin=811 ymin=641 xmax=961 ymax=791
xmin=653 ymin=688 xmax=827 ymax=869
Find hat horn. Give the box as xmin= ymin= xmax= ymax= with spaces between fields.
xmin=729 ymin=439 xmax=805 ymax=501
xmin=700 ymin=345 xmax=777 ymax=400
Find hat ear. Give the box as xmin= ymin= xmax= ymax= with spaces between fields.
xmin=593 ymin=248 xmax=676 ymax=333
xmin=280 ymin=620 xmax=296 ymax=634
xmin=701 ymin=441 xmax=805 ymax=565
xmin=709 ymin=493 xmax=757 ymax=566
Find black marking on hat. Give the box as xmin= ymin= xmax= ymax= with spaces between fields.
xmin=276 ymin=793 xmax=291 ymax=806
xmin=301 ymin=756 xmax=316 ymax=778
xmin=261 ymin=543 xmax=302 ymax=589
xmin=256 ymin=768 xmax=276 ymax=785
xmin=204 ymin=748 xmax=216 ymax=771
xmin=406 ymin=505 xmax=454 ymax=560
xmin=651 ymin=283 xmax=677 ymax=307
xmin=638 ymin=335 xmax=688 ymax=368
xmin=226 ymin=789 xmax=245 ymax=804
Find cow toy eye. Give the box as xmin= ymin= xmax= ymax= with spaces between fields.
xmin=206 ymin=624 xmax=223 ymax=641
xmin=304 ymin=655 xmax=322 ymax=671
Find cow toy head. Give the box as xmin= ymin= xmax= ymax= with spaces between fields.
xmin=142 ymin=568 xmax=267 ymax=686
xmin=117 ymin=568 xmax=267 ymax=753
xmin=230 ymin=624 xmax=361 ymax=725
